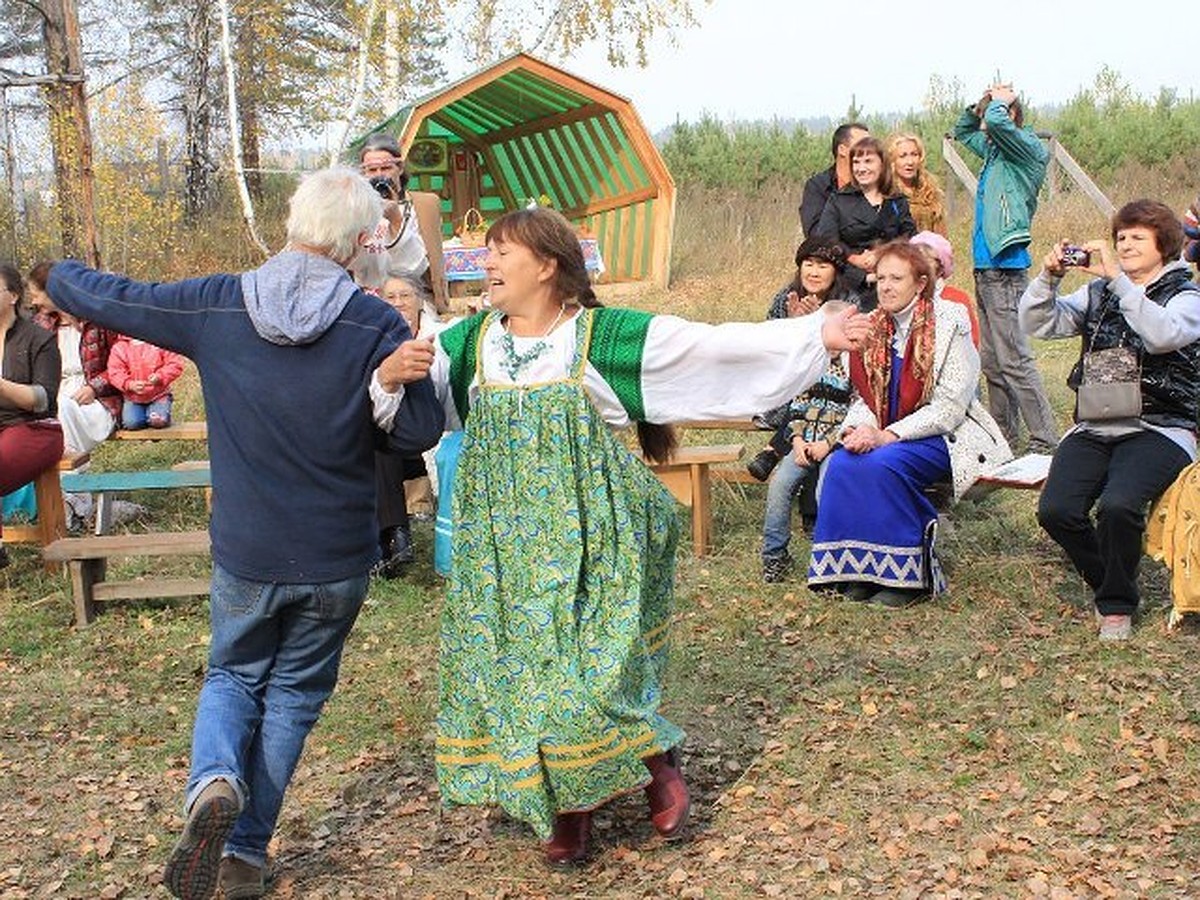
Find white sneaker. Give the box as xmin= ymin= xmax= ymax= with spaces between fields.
xmin=1098 ymin=614 xmax=1133 ymax=642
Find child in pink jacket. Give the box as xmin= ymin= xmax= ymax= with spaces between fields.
xmin=106 ymin=336 xmax=186 ymax=429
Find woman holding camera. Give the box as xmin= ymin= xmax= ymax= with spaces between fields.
xmin=1019 ymin=199 xmax=1200 ymax=641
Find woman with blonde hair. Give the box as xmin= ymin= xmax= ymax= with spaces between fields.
xmin=887 ymin=133 xmax=947 ymax=236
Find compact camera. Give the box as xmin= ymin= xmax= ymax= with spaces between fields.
xmin=1061 ymin=245 xmax=1091 ymax=267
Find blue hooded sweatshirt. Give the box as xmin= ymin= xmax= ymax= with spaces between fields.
xmin=48 ymin=253 xmax=443 ymax=583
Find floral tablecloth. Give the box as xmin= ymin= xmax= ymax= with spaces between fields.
xmin=443 ymin=238 xmax=604 ymax=282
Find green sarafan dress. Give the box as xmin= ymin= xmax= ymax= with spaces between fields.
xmin=435 ymin=308 xmax=682 ymax=838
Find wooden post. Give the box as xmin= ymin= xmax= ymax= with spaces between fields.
xmin=1046 ymin=135 xmax=1059 ymax=202
xmin=40 ymin=0 xmax=100 ymax=267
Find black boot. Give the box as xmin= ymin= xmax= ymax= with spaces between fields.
xmin=375 ymin=526 xmax=414 ymax=578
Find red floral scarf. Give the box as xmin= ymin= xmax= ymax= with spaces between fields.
xmin=849 ymin=295 xmax=937 ymax=426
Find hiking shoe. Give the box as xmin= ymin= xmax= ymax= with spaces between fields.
xmin=219 ymin=856 xmax=266 ymax=899
xmin=1098 ymin=614 xmax=1133 ymax=642
xmin=163 ymin=778 xmax=240 ymax=900
xmin=762 ymin=554 xmax=791 ymax=583
xmin=746 ymin=449 xmax=780 ymax=482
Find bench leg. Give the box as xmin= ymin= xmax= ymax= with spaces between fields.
xmin=69 ymin=558 xmax=105 ymax=626
xmin=33 ymin=467 xmax=66 ymax=570
xmin=94 ymin=492 xmax=112 ymax=536
xmin=690 ymin=464 xmax=713 ymax=558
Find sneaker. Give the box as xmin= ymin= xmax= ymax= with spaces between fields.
xmin=746 ymin=449 xmax=780 ymax=482
xmin=762 ymin=554 xmax=791 ymax=583
xmin=163 ymin=778 xmax=241 ymax=900
xmin=1098 ymin=614 xmax=1133 ymax=642
xmin=219 ymin=856 xmax=266 ymax=899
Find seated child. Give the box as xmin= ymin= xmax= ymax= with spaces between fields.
xmin=760 ymin=301 xmax=857 ymax=583
xmin=106 ymin=336 xmax=186 ymax=429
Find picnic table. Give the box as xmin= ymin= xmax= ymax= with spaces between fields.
xmin=443 ymin=237 xmax=604 ymax=282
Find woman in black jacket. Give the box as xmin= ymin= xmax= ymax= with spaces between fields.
xmin=0 ymin=264 xmax=63 ymax=568
xmin=814 ymin=136 xmax=917 ymax=308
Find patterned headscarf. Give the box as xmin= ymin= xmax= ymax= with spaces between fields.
xmin=851 ymin=246 xmax=938 ymax=425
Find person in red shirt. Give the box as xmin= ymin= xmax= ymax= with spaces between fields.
xmin=106 ymin=336 xmax=186 ymax=429
xmin=911 ymin=231 xmax=981 ymax=348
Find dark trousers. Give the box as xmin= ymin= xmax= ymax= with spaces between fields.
xmin=1037 ymin=429 xmax=1189 ymax=615
xmin=374 ymin=451 xmax=428 ymax=533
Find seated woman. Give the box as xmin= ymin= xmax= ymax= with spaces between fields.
xmin=760 ymin=301 xmax=856 ymax=583
xmin=750 ymin=236 xmax=851 ymax=476
xmin=1019 ymin=199 xmax=1200 ymax=641
xmin=807 ymin=241 xmax=1010 ymax=607
xmin=813 ymin=136 xmax=917 ymax=309
xmin=27 ymin=262 xmax=121 ymax=454
xmin=0 ymin=264 xmax=64 ymax=568
xmin=887 ymin=133 xmax=947 ymax=236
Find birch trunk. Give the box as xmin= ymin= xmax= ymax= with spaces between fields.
xmin=217 ymin=0 xmax=269 ymax=255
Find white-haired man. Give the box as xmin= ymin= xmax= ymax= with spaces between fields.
xmin=48 ymin=168 xmax=444 ymax=900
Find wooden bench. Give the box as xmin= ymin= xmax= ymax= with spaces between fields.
xmin=58 ymin=466 xmax=213 ymax=535
xmin=677 ymin=419 xmax=768 ymax=485
xmin=43 ymin=530 xmax=211 ymax=625
xmin=644 ymin=444 xmax=744 ymax=558
xmin=5 ymin=452 xmax=92 ymax=558
xmin=112 ymin=421 xmax=207 ymax=442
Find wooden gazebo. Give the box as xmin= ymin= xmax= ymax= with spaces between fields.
xmin=354 ymin=53 xmax=676 ymax=287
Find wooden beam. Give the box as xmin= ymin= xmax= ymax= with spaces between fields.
xmin=557 ymin=186 xmax=658 ymax=224
xmin=482 ymin=103 xmax=609 ymax=147
xmin=1052 ymin=141 xmax=1116 ymax=218
xmin=941 ymin=136 xmax=978 ymax=196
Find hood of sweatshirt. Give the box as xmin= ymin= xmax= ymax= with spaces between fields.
xmin=241 ymin=250 xmax=360 ymax=346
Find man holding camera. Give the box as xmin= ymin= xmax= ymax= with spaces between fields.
xmin=354 ymin=132 xmax=449 ymax=314
xmin=955 ymin=83 xmax=1058 ymax=454
xmin=354 ymin=133 xmax=449 ymax=576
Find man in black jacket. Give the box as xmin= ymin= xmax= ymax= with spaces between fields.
xmin=799 ymin=122 xmax=869 ymax=238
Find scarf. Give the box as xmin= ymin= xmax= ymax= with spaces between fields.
xmin=850 ymin=294 xmax=937 ymax=426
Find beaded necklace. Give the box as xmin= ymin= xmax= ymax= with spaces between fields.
xmin=496 ymin=304 xmax=566 ymax=381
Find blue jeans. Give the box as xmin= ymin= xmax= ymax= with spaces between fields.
xmin=186 ymin=563 xmax=369 ymax=867
xmin=762 ymin=451 xmax=815 ymax=559
xmin=122 ymin=394 xmax=173 ymax=429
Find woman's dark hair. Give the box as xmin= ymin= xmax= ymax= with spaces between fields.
xmin=1 ymin=263 xmax=26 ymax=313
xmin=788 ymin=237 xmax=848 ymax=299
xmin=1111 ymin=199 xmax=1185 ymax=262
xmin=873 ymin=240 xmax=936 ymax=302
xmin=27 ymin=260 xmax=53 ymax=291
xmin=484 ymin=207 xmax=677 ymax=464
xmin=848 ymin=136 xmax=896 ymax=197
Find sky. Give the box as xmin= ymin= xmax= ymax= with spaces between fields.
xmin=556 ymin=0 xmax=1200 ymax=132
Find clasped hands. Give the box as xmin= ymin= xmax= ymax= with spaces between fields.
xmin=840 ymin=424 xmax=898 ymax=454
xmin=378 ymin=337 xmax=435 ymax=391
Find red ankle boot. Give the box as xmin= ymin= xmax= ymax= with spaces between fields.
xmin=644 ymin=748 xmax=690 ymax=838
xmin=544 ymin=810 xmax=592 ymax=865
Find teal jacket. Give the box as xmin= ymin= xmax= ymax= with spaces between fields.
xmin=954 ymin=100 xmax=1048 ymax=255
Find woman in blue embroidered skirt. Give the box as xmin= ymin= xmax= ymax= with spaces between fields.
xmin=807 ymin=241 xmax=1010 ymax=607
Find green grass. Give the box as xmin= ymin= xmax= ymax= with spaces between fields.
xmin=3 ymin=188 xmax=1200 ymax=897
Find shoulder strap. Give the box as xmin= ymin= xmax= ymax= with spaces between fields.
xmin=587 ymin=307 xmax=653 ymax=421
xmin=437 ymin=311 xmax=488 ymax=422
